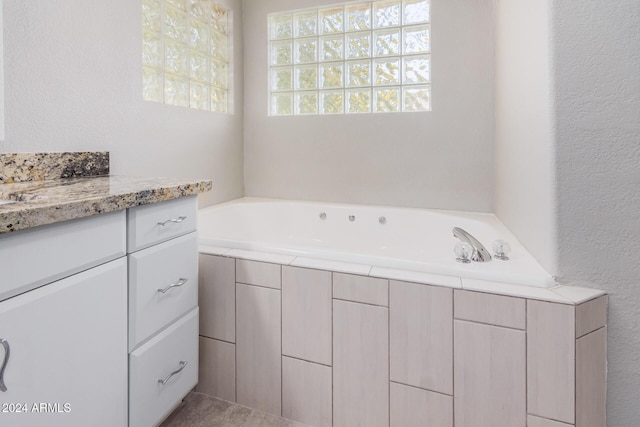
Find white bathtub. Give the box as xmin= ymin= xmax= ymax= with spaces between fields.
xmin=198 ymin=198 xmax=555 ymax=288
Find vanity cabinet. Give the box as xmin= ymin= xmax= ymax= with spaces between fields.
xmin=127 ymin=196 xmax=199 ymax=427
xmin=0 ymin=213 xmax=128 ymax=427
xmin=0 ymin=195 xmax=201 ymax=427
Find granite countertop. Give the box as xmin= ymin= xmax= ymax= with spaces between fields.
xmin=0 ymin=152 xmax=212 ymax=234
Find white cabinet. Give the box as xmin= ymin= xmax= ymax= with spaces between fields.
xmin=0 ymin=258 xmax=128 ymax=427
xmin=0 ymin=210 xmax=125 ymax=301
xmin=127 ymin=196 xmax=199 ymax=426
xmin=129 ymin=308 xmax=199 ymax=427
xmin=0 ymin=194 xmax=200 ymax=427
xmin=128 ymin=233 xmax=198 ymax=350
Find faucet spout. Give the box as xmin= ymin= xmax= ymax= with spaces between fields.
xmin=452 ymin=227 xmax=492 ymax=262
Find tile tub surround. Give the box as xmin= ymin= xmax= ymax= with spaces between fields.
xmin=0 ymin=151 xmax=109 ymax=183
xmin=198 ymin=251 xmax=608 ymax=427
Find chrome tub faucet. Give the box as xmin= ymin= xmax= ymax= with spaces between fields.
xmin=452 ymin=227 xmax=492 ymax=262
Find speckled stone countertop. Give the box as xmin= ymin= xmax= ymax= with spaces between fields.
xmin=0 ymin=152 xmax=212 ymax=234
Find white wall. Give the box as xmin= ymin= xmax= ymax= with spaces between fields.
xmin=1 ymin=0 xmax=244 ymax=207
xmin=553 ymin=1 xmax=640 ymax=424
xmin=494 ymin=0 xmax=556 ymax=274
xmin=243 ymin=0 xmax=496 ymax=212
xmin=0 ymin=2 xmax=4 ymax=142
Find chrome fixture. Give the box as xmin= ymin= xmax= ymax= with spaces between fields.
xmin=157 ymin=216 xmax=187 ymax=226
xmin=452 ymin=227 xmax=492 ymax=262
xmin=319 ymin=212 xmax=327 ymax=220
xmin=0 ymin=339 xmax=9 ymax=392
xmin=454 ymin=241 xmax=473 ymax=263
xmin=379 ymin=216 xmax=387 ymax=224
xmin=349 ymin=215 xmax=355 ymax=222
xmin=493 ymin=240 xmax=511 ymax=260
xmin=158 ymin=361 xmax=188 ymax=386
xmin=157 ymin=278 xmax=189 ymax=294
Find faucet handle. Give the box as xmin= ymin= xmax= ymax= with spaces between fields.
xmin=454 ymin=241 xmax=473 ymax=263
xmin=493 ymin=240 xmax=511 ymax=260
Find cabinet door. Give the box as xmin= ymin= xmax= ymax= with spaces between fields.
xmin=0 ymin=258 xmax=128 ymax=427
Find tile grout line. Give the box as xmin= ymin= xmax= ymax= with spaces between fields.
xmin=452 ymin=288 xmax=455 ymax=427
xmin=388 ymin=278 xmax=391 ymax=427
xmin=234 ymin=257 xmax=238 ymax=404
xmin=525 ymin=299 xmax=528 ymax=423
xmin=280 ymin=264 xmax=283 ymax=418
xmin=331 ymin=271 xmax=335 ymax=427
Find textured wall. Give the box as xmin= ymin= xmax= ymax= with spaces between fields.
xmin=243 ymin=0 xmax=495 ymax=212
xmin=0 ymin=0 xmax=245 ymax=207
xmin=553 ymin=1 xmax=640 ymax=424
xmin=494 ymin=0 xmax=556 ymax=274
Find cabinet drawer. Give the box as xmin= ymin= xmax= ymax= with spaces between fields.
xmin=129 ymin=308 xmax=199 ymax=427
xmin=127 ymin=196 xmax=197 ymax=252
xmin=129 ymin=232 xmax=198 ymax=350
xmin=0 ymin=210 xmax=126 ymax=301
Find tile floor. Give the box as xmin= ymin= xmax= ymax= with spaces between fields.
xmin=160 ymin=392 xmax=308 ymax=427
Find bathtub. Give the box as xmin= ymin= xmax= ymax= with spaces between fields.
xmin=198 ymin=198 xmax=555 ymax=288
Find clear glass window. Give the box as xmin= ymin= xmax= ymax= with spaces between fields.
xmin=269 ymin=0 xmax=430 ymax=116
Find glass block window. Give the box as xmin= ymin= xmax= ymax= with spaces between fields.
xmin=269 ymin=0 xmax=430 ymax=116
xmin=142 ymin=0 xmax=230 ymax=113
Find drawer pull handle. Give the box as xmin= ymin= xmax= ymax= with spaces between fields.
xmin=157 ymin=278 xmax=189 ymax=294
xmin=0 ymin=339 xmax=10 ymax=392
xmin=157 ymin=216 xmax=187 ymax=226
xmin=158 ymin=361 xmax=188 ymax=386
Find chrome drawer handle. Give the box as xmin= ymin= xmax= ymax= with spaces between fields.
xmin=157 ymin=216 xmax=187 ymax=227
xmin=157 ymin=278 xmax=189 ymax=294
xmin=0 ymin=339 xmax=10 ymax=392
xmin=158 ymin=361 xmax=188 ymax=386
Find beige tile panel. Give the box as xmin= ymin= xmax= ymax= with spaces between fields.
xmin=390 ymin=280 xmax=453 ymax=394
xmin=199 ymin=254 xmax=236 ymax=342
xmin=527 ymin=415 xmax=575 ymax=427
xmin=333 ymin=300 xmax=389 ymax=427
xmin=576 ymin=295 xmax=608 ymax=338
xmin=236 ymin=284 xmax=282 ymax=416
xmin=236 ymin=259 xmax=282 ymax=289
xmin=527 ymin=301 xmax=575 ymax=424
xmin=333 ymin=272 xmax=389 ymax=306
xmin=454 ymin=289 xmax=526 ymax=330
xmin=576 ymin=327 xmax=607 ymax=427
xmin=390 ymin=382 xmax=453 ymax=427
xmin=282 ymin=266 xmax=332 ymax=365
xmin=454 ymin=320 xmax=526 ymax=427
xmin=196 ymin=337 xmax=236 ymax=402
xmin=282 ymin=356 xmax=332 ymax=427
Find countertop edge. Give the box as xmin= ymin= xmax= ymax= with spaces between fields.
xmin=0 ymin=179 xmax=213 ymax=234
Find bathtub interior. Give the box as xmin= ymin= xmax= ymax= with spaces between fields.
xmin=198 ymin=198 xmax=555 ymax=288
